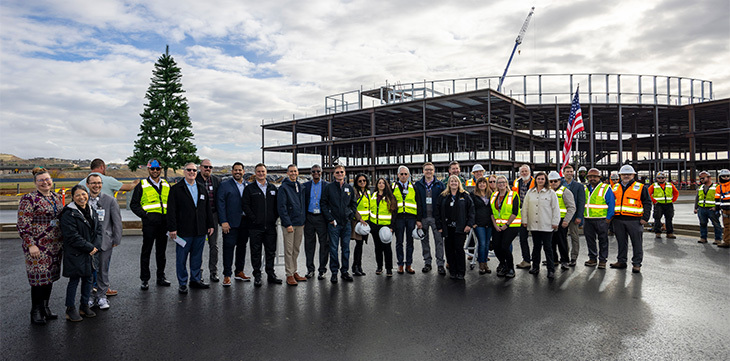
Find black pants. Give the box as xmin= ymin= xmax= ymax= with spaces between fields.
xmin=30 ymin=284 xmax=53 ymax=308
xmin=249 ymin=226 xmax=277 ymax=278
xmin=304 ymin=213 xmax=330 ymax=274
xmin=519 ymin=226 xmax=531 ymax=262
xmin=352 ymin=236 xmax=367 ymax=268
xmin=493 ymin=227 xmax=520 ymax=270
xmin=653 ymin=203 xmax=674 ymax=234
xmin=531 ymin=230 xmax=554 ymax=272
xmin=370 ymin=222 xmax=393 ymax=271
xmin=444 ymin=227 xmax=466 ymax=276
xmin=552 ymin=220 xmax=570 ymax=263
xmin=140 ymin=221 xmax=168 ymax=281
xmin=222 ymin=226 xmax=249 ymax=277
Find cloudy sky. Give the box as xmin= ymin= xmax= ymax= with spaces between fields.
xmin=1 ymin=0 xmax=728 ymax=167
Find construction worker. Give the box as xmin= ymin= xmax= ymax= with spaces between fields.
xmin=648 ymin=171 xmax=678 ymax=239
xmin=715 ymin=169 xmax=730 ymax=248
xmin=609 ymin=173 xmax=619 ymax=188
xmin=512 ymin=164 xmax=535 ymax=269
xmin=392 ymin=165 xmax=421 ymax=274
xmin=583 ymin=168 xmax=615 ymax=269
xmin=694 ymin=171 xmax=723 ymax=244
xmin=577 ymin=166 xmax=588 ymax=183
xmin=611 ymin=165 xmax=652 ymax=273
xmin=465 ymin=164 xmax=485 ymax=187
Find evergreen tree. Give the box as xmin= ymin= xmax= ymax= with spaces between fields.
xmin=127 ymin=46 xmax=199 ymax=177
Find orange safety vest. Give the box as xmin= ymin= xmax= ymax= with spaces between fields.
xmin=613 ymin=181 xmax=645 ymax=217
xmin=512 ymin=177 xmax=535 ymax=194
xmin=716 ymin=182 xmax=730 ymax=210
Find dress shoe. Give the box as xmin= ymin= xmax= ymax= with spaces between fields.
xmin=140 ymin=281 xmax=149 ymax=290
xmin=516 ymin=261 xmax=531 ymax=269
xmin=286 ymin=276 xmax=298 ymax=286
xmin=584 ymin=259 xmax=597 ymax=267
xmin=157 ymin=278 xmax=171 ymax=287
xmin=178 ymin=285 xmax=188 ymax=294
xmin=65 ymin=307 xmax=82 ymax=322
xmin=341 ymin=272 xmax=354 ymax=282
xmin=437 ymin=266 xmax=446 ymax=275
xmin=547 ymin=271 xmax=555 ymax=279
xmin=210 ymin=274 xmax=220 ymax=282
xmin=397 ymin=266 xmax=404 ymax=274
xmin=41 ymin=300 xmax=58 ymax=320
xmin=293 ymin=273 xmax=307 ymax=282
xmin=222 ymin=276 xmax=231 ymax=287
xmin=598 ymin=261 xmax=606 ymax=269
xmin=529 ymin=268 xmax=539 ymax=275
xmin=352 ymin=267 xmax=363 ymax=276
xmin=79 ymin=304 xmax=96 ymax=318
xmin=666 ymin=233 xmax=676 ymax=239
xmin=610 ymin=262 xmax=628 ymax=269
xmin=190 ymin=281 xmax=210 ymax=289
xmin=106 ymin=289 xmax=118 ymax=297
xmin=632 ymin=265 xmax=641 ymax=273
xmin=318 ymin=272 xmax=326 ymax=280
xmin=30 ymin=305 xmax=46 ymax=325
xmin=422 ymin=265 xmax=432 ymax=273
xmin=331 ymin=274 xmax=338 ymax=283
xmin=234 ymin=271 xmax=251 ymax=281
xmin=406 ymin=266 xmax=415 ymax=274
xmin=569 ymin=259 xmax=577 ymax=267
xmin=305 ymin=271 xmax=315 ymax=279
xmin=359 ymin=268 xmax=366 ymax=276
xmin=267 ymin=276 xmax=283 ymax=284
xmin=484 ymin=264 xmax=491 ymax=274
xmin=254 ymin=277 xmax=263 ymax=287
xmin=386 ymin=269 xmax=393 ymax=277
xmin=467 ymin=255 xmax=473 ymax=261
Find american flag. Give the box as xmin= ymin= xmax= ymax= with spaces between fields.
xmin=560 ymin=87 xmax=584 ymax=176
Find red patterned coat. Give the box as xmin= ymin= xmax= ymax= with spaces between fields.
xmin=17 ymin=191 xmax=64 ymax=286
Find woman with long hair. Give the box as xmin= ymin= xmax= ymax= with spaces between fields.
xmin=470 ymin=177 xmax=493 ymax=274
xmin=521 ymin=171 xmax=561 ymax=279
xmin=369 ymin=178 xmax=397 ymax=276
xmin=490 ymin=175 xmax=522 ymax=278
xmin=351 ymin=174 xmax=370 ymax=276
xmin=437 ymin=175 xmax=475 ymax=280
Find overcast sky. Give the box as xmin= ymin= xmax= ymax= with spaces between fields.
xmin=1 ymin=0 xmax=728 ymax=168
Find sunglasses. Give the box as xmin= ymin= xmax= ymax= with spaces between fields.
xmin=358 ymin=179 xmax=367 ymax=183
xmin=399 ymin=173 xmax=408 ymax=176
xmin=185 ymin=169 xmax=197 ymax=172
xmin=549 ymin=180 xmax=560 ymax=183
xmin=335 ymin=171 xmax=344 ymax=174
xmin=312 ymin=170 xmax=321 ymax=173
xmin=202 ymin=165 xmax=213 ymax=169
xmin=488 ymin=181 xmax=496 ymax=183
xmin=150 ymin=167 xmax=161 ymax=171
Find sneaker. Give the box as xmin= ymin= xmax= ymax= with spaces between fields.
xmin=560 ymin=262 xmax=569 ymax=270
xmin=505 ymin=269 xmax=515 ymax=278
xmin=87 ymin=299 xmax=96 ymax=308
xmin=713 ymin=239 xmax=721 ymax=245
xmin=386 ymin=269 xmax=393 ymax=277
xmin=222 ymin=276 xmax=231 ymax=287
xmin=516 ymin=261 xmax=531 ymax=269
xmin=569 ymin=259 xmax=577 ymax=267
xmin=584 ymin=259 xmax=597 ymax=267
xmin=234 ymin=272 xmax=251 ymax=281
xmin=97 ymin=298 xmax=110 ymax=310
xmin=698 ymin=238 xmax=707 ymax=243
xmin=375 ymin=268 xmax=383 ymax=275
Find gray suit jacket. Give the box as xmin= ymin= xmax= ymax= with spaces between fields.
xmin=95 ymin=193 xmax=123 ymax=251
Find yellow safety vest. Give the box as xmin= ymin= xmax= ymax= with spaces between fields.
xmin=356 ymin=190 xmax=370 ymax=222
xmin=140 ymin=178 xmax=169 ymax=214
xmin=392 ymin=182 xmax=417 ymax=215
xmin=369 ymin=193 xmax=393 ymax=226
xmin=555 ymin=186 xmax=567 ymax=218
xmin=490 ymin=190 xmax=522 ymax=227
xmin=652 ymin=183 xmax=674 ymax=204
xmin=697 ymin=183 xmax=717 ymax=208
xmin=585 ymin=183 xmax=609 ymax=219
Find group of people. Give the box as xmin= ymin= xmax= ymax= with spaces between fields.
xmin=17 ymin=157 xmax=730 ymax=325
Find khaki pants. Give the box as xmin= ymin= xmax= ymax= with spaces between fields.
xmin=567 ymin=221 xmax=580 ymax=260
xmin=283 ymin=226 xmax=304 ymax=276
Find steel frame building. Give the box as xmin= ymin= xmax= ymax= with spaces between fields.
xmin=262 ymin=73 xmax=729 ymax=182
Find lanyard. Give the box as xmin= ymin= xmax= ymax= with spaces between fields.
xmin=41 ymin=192 xmax=59 ymax=214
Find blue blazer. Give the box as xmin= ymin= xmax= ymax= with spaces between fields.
xmin=217 ymin=178 xmax=246 ymax=228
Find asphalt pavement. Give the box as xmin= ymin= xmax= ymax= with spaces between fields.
xmin=1 ymin=230 xmax=728 ymax=360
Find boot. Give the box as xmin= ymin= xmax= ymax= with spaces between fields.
xmin=65 ymin=306 xmax=82 ymax=322
xmin=666 ymin=234 xmax=676 ymax=239
xmin=79 ymin=304 xmax=96 ymax=318
xmin=41 ymin=300 xmax=58 ymax=320
xmin=30 ymin=305 xmax=46 ymax=325
xmin=479 ymin=263 xmax=487 ymax=275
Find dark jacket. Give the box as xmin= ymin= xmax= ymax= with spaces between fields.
xmin=470 ymin=192 xmax=492 ymax=227
xmin=302 ymin=179 xmax=328 ymax=214
xmin=277 ymin=178 xmax=306 ymax=227
xmin=321 ymin=181 xmax=358 ymax=225
xmin=167 ymin=180 xmax=214 ymax=237
xmin=242 ymin=181 xmax=279 ymax=229
xmin=196 ymin=172 xmax=220 ymax=214
xmin=436 ymin=191 xmax=475 ymax=237
xmin=60 ymin=202 xmax=102 ymax=278
xmin=414 ymin=177 xmax=445 ymax=221
xmin=130 ymin=177 xmax=167 ymax=227
xmin=217 ymin=178 xmax=246 ymax=229
xmin=562 ymin=179 xmax=586 ymax=222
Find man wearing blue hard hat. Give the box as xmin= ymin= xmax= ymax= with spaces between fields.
xmin=130 ymin=159 xmax=172 ymax=290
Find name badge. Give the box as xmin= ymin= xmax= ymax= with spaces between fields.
xmin=209 ymin=186 xmax=213 ymax=190
xmin=270 ymin=190 xmax=276 ymax=196
xmin=313 ymin=209 xmax=321 ymax=214
xmin=345 ymin=188 xmax=350 ymax=194
xmin=426 ymin=197 xmax=432 ymax=205
xmin=450 ymin=201 xmax=455 ymax=207
xmin=97 ymin=209 xmax=106 ymax=222
xmin=200 ymin=195 xmax=205 ymax=200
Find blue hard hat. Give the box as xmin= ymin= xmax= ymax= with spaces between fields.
xmin=147 ymin=159 xmax=161 ymax=168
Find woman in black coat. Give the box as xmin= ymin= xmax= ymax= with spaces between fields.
xmin=60 ymin=185 xmax=102 ymax=322
xmin=437 ymin=175 xmax=475 ymax=280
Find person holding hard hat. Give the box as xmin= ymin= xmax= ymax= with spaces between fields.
xmin=715 ymin=169 xmax=730 ymax=247
xmin=437 ymin=175 xmax=475 ymax=280
xmin=351 ymin=174 xmax=371 ymax=276
xmin=414 ymin=162 xmax=446 ymax=274
xmin=648 ymin=171 xmax=678 ymax=239
xmin=694 ymin=171 xmax=723 ymax=244
xmin=611 ymin=164 xmax=652 ymax=273
xmin=369 ymin=178 xmax=398 ymax=276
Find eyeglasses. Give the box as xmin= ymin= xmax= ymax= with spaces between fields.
xmin=656 ymin=177 xmax=665 ymax=180
xmin=202 ymin=165 xmax=213 ymax=169
xmin=36 ymin=178 xmax=52 ymax=183
xmin=488 ymin=181 xmax=496 ymax=183
xmin=335 ymin=171 xmax=344 ymax=174
xmin=424 ymin=168 xmax=434 ymax=171
xmin=150 ymin=167 xmax=161 ymax=171
xmin=497 ymin=181 xmax=507 ymax=184
xmin=399 ymin=173 xmax=408 ymax=176
xmin=185 ymin=169 xmax=197 ymax=172
xmin=311 ymin=170 xmax=321 ymax=173
xmin=549 ymin=180 xmax=560 ymax=183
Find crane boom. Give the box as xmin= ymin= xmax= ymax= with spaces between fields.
xmin=497 ymin=7 xmax=535 ymax=93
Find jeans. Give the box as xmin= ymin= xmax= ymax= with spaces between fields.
xmin=394 ymin=216 xmax=416 ymax=266
xmin=328 ymin=222 xmax=351 ymax=275
xmin=222 ymin=226 xmax=249 ymax=277
xmin=176 ymin=235 xmax=206 ymax=285
xmin=697 ymin=207 xmax=723 ymax=241
xmin=66 ymin=275 xmax=93 ymax=308
xmin=473 ymin=226 xmax=492 ymax=263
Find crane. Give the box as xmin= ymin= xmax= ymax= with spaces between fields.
xmin=497 ymin=7 xmax=535 ymax=93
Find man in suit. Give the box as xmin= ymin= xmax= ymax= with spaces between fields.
xmin=167 ymin=162 xmax=215 ymax=294
xmin=242 ymin=163 xmax=281 ymax=287
xmin=196 ymin=159 xmax=221 ymax=282
xmin=217 ymin=162 xmax=250 ymax=286
xmin=302 ymin=164 xmax=329 ymax=279
xmin=86 ymin=174 xmax=122 ymax=309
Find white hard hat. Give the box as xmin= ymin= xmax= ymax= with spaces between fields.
xmin=472 ymin=164 xmax=485 ymax=173
xmin=355 ymin=222 xmax=371 ymax=236
xmin=656 ymin=172 xmax=667 ymax=178
xmin=379 ymin=227 xmax=392 ymax=244
xmin=618 ymin=165 xmax=636 ymax=175
xmin=412 ymin=227 xmax=425 ymax=241
xmin=610 ymin=173 xmax=619 ymax=180
xmin=578 ymin=166 xmax=587 ymax=172
xmin=719 ymin=169 xmax=730 ymax=176
xmin=548 ymin=171 xmax=561 ymax=181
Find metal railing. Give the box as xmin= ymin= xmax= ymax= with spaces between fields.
xmin=325 ymin=73 xmax=714 ymax=114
